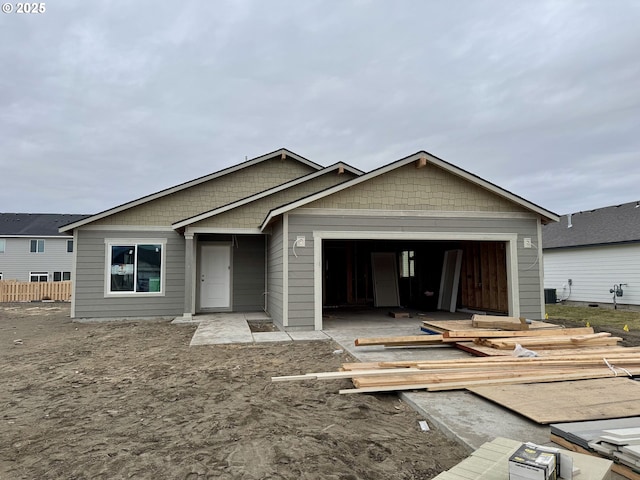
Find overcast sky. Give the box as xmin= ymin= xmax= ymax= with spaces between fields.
xmin=1 ymin=1 xmax=639 ymax=217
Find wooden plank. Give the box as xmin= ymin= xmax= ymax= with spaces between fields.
xmin=271 ymin=367 xmax=423 ymax=382
xmin=472 ymin=314 xmax=529 ymax=331
xmin=469 ymin=378 xmax=640 ymax=424
xmin=340 ymin=369 xmax=627 ymax=393
xmin=442 ymin=326 xmax=592 ymax=339
xmin=455 ymin=341 xmax=634 ymax=357
xmin=481 ymin=336 xmax=622 ymax=350
xmin=355 ymin=334 xmax=443 ymax=347
xmin=422 ymin=319 xmax=558 ymax=333
xmin=388 ymin=310 xmax=411 ymax=318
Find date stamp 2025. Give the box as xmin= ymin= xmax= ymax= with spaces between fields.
xmin=2 ymin=2 xmax=46 ymax=14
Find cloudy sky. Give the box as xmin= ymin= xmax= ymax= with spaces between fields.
xmin=1 ymin=1 xmax=639 ymax=217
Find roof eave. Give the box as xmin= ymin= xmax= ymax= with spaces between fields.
xmin=260 ymin=150 xmax=560 ymax=229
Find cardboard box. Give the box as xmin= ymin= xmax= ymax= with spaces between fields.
xmin=509 ymin=443 xmax=557 ymax=480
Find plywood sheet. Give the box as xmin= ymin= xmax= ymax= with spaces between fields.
xmin=469 ymin=378 xmax=640 ymax=424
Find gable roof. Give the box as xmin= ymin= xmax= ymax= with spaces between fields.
xmin=59 ymin=148 xmax=322 ymax=233
xmin=1 ymin=213 xmax=91 ymax=236
xmin=260 ymin=150 xmax=560 ymax=231
xmin=172 ymin=162 xmax=362 ymax=230
xmin=543 ymin=200 xmax=640 ymax=249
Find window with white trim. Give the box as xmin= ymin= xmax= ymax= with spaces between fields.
xmin=30 ymin=271 xmax=49 ymax=282
xmin=30 ymin=239 xmax=45 ymax=253
xmin=0 ymin=272 xmax=3 ymax=280
xmin=67 ymin=240 xmax=74 ymax=253
xmin=106 ymin=241 xmax=164 ymax=294
xmin=0 ymin=239 xmax=5 ymax=253
xmin=53 ymin=271 xmax=71 ymax=282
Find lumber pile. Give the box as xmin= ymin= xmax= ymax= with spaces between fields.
xmin=272 ymin=350 xmax=640 ymax=394
xmin=475 ymin=332 xmax=623 ymax=350
xmin=353 ymin=327 xmax=603 ymax=349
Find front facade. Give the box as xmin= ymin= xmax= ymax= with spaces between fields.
xmin=61 ymin=148 xmax=558 ymax=329
xmin=0 ymin=213 xmax=89 ymax=282
xmin=543 ymin=201 xmax=640 ymax=307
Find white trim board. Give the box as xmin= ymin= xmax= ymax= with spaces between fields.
xmin=291 ymin=208 xmax=539 ymax=220
xmin=185 ymin=227 xmax=263 ymax=235
xmin=78 ymin=225 xmax=175 ymax=232
xmin=310 ymin=230 xmax=520 ymax=330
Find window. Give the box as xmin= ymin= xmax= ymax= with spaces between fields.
xmin=0 ymin=272 xmax=3 ymax=280
xmin=400 ymin=250 xmax=415 ymax=278
xmin=107 ymin=240 xmax=164 ymax=294
xmin=0 ymin=239 xmax=5 ymax=253
xmin=30 ymin=271 xmax=49 ymax=282
xmin=67 ymin=240 xmax=74 ymax=253
xmin=53 ymin=271 xmax=71 ymax=282
xmin=30 ymin=239 xmax=45 ymax=253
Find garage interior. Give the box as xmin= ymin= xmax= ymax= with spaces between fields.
xmin=322 ymin=239 xmax=509 ymax=315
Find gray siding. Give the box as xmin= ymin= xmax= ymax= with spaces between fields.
xmin=266 ymin=219 xmax=284 ymax=328
xmin=286 ymin=214 xmax=543 ymax=329
xmin=0 ymin=237 xmax=74 ymax=282
xmin=74 ymin=229 xmax=185 ymax=318
xmin=232 ymin=235 xmax=266 ymax=311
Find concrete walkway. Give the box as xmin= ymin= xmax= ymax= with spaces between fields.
xmin=172 ymin=312 xmax=329 ymax=346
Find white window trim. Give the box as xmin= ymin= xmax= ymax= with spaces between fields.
xmin=0 ymin=272 xmax=3 ymax=280
xmin=30 ymin=239 xmax=45 ymax=253
xmin=104 ymin=238 xmax=167 ymax=297
xmin=0 ymin=239 xmax=5 ymax=253
xmin=29 ymin=271 xmax=49 ymax=282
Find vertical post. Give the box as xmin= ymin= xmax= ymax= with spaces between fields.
xmin=184 ymin=233 xmax=195 ymax=319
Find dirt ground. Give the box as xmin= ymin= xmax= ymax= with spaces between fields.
xmin=0 ymin=304 xmax=467 ymax=480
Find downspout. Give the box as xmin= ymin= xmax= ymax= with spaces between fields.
xmin=264 ymin=234 xmax=268 ymax=313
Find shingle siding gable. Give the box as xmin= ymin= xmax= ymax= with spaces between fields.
xmin=90 ymin=157 xmax=316 ymax=227
xmin=192 ymin=171 xmax=356 ymax=229
xmin=304 ymin=163 xmax=529 ymax=213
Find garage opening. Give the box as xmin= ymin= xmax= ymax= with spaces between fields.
xmin=322 ymin=239 xmax=508 ymax=314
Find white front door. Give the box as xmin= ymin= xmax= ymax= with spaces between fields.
xmin=199 ymin=244 xmax=231 ymax=309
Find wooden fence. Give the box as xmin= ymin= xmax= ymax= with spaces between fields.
xmin=0 ymin=280 xmax=72 ymax=302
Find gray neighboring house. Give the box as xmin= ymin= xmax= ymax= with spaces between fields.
xmin=59 ymin=148 xmax=559 ymax=329
xmin=0 ymin=213 xmax=90 ymax=282
xmin=542 ymin=200 xmax=640 ymax=307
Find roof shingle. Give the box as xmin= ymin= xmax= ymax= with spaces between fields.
xmin=542 ymin=200 xmax=640 ymax=249
xmin=0 ymin=213 xmax=91 ymax=236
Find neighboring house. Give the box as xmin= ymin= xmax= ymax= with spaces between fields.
xmin=542 ymin=200 xmax=640 ymax=307
xmin=0 ymin=213 xmax=90 ymax=282
xmin=59 ymin=148 xmax=558 ymax=329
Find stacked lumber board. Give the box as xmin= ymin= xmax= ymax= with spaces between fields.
xmin=272 ymin=349 xmax=640 ymax=394
xmin=421 ymin=318 xmax=558 ymax=334
xmin=475 ymin=332 xmax=623 ymax=350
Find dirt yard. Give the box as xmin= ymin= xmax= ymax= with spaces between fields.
xmin=0 ymin=304 xmax=466 ymax=480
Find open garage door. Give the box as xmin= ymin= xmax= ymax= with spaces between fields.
xmin=322 ymin=239 xmax=508 ymax=315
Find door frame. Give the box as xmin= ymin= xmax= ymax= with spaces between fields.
xmin=313 ymin=231 xmax=520 ymax=330
xmin=197 ymin=241 xmax=233 ymax=312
